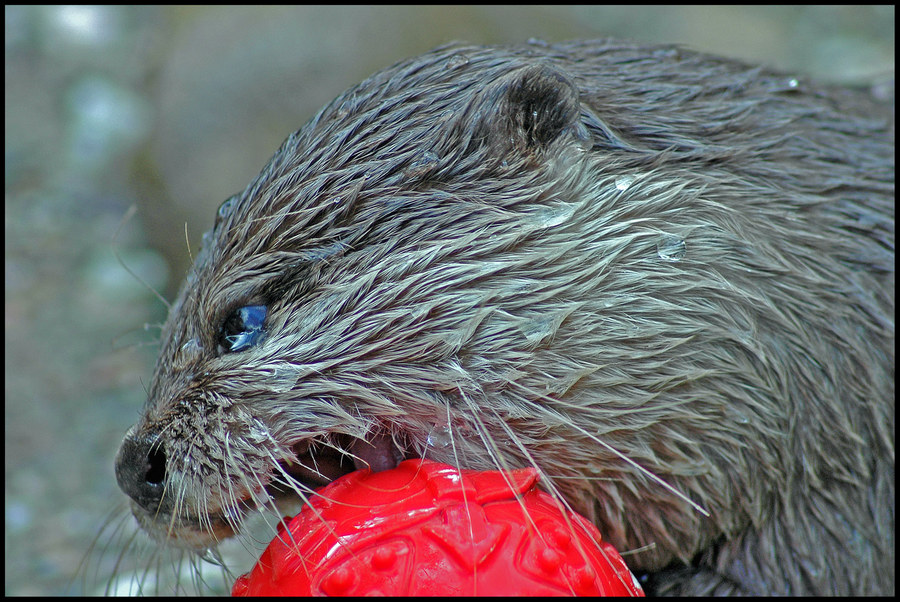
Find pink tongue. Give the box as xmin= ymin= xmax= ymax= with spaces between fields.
xmin=350 ymin=432 xmax=400 ymax=473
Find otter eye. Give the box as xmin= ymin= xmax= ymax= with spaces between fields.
xmin=219 ymin=305 xmax=267 ymax=353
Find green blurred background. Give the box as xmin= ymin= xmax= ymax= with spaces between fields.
xmin=5 ymin=5 xmax=893 ymax=595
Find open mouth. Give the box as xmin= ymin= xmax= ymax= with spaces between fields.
xmin=156 ymin=429 xmax=418 ymax=548
xmin=265 ymin=430 xmax=415 ymax=501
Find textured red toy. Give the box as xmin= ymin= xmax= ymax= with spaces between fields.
xmin=232 ymin=459 xmax=643 ymax=596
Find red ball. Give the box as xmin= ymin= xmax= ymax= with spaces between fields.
xmin=232 ymin=459 xmax=643 ymax=596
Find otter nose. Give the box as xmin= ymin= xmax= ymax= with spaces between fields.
xmin=115 ymin=426 xmax=168 ymax=513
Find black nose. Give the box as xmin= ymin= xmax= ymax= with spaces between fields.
xmin=115 ymin=426 xmax=169 ymax=513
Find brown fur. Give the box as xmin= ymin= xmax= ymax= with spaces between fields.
xmin=115 ymin=40 xmax=894 ymax=595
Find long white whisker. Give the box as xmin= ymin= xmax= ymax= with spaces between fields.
xmin=505 ymin=380 xmax=710 ymax=518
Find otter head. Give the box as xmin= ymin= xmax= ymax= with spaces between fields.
xmin=114 ymin=48 xmax=611 ymax=551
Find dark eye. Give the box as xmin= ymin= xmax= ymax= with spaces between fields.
xmin=219 ymin=305 xmax=267 ymax=353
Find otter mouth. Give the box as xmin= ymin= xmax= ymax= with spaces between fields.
xmin=150 ymin=430 xmax=416 ymax=548
xmin=265 ymin=430 xmax=414 ymax=501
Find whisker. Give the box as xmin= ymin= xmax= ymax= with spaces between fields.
xmin=505 ymin=380 xmax=710 ymax=518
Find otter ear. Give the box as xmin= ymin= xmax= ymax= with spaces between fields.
xmin=465 ymin=63 xmax=582 ymax=156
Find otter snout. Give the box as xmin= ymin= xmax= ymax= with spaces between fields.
xmin=115 ymin=426 xmax=168 ymax=516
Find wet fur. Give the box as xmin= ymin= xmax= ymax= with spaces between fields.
xmin=116 ymin=40 xmax=894 ymax=595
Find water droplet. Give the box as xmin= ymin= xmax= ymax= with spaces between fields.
xmin=570 ymin=123 xmax=593 ymax=152
xmin=445 ymin=54 xmax=469 ymax=70
xmin=527 ymin=37 xmax=550 ymax=47
xmin=615 ymin=175 xmax=636 ymax=191
xmin=652 ymin=47 xmax=680 ymax=60
xmin=520 ymin=315 xmax=556 ymax=345
xmin=403 ymin=150 xmax=440 ymax=178
xmin=270 ymin=364 xmax=301 ymax=393
xmin=534 ymin=202 xmax=577 ymax=229
xmin=248 ymin=419 xmax=270 ymax=442
xmin=656 ymin=235 xmax=686 ymax=262
xmin=217 ymin=195 xmax=237 ymax=223
xmin=179 ymin=338 xmax=203 ymax=363
xmin=426 ymin=424 xmax=453 ymax=449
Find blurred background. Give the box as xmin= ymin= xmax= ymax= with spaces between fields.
xmin=5 ymin=5 xmax=893 ymax=595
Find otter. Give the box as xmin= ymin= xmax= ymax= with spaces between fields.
xmin=114 ymin=39 xmax=894 ymax=595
